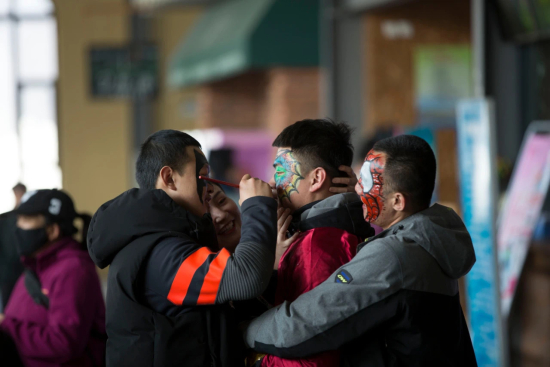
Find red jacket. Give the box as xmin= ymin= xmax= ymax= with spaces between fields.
xmin=261 ymin=194 xmax=373 ymax=367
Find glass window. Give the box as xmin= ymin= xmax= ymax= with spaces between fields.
xmin=13 ymin=0 xmax=53 ymax=17
xmin=0 ymin=0 xmax=11 ymax=16
xmin=0 ymin=1 xmax=60 ymax=213
xmin=0 ymin=21 xmax=16 ymax=129
xmin=19 ymin=86 xmax=61 ymax=190
xmin=0 ymin=20 xmax=20 ymax=212
xmin=18 ymin=18 xmax=58 ymax=82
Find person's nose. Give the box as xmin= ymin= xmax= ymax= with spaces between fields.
xmin=211 ymin=207 xmax=228 ymax=224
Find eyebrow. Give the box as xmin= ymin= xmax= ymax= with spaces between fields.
xmin=212 ymin=191 xmax=221 ymax=200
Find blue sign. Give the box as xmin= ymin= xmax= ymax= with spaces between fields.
xmin=456 ymin=100 xmax=504 ymax=367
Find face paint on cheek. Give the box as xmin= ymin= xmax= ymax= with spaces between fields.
xmin=194 ymin=150 xmax=209 ymax=204
xmin=274 ymin=166 xmax=286 ymax=187
xmin=358 ymin=151 xmax=385 ymax=222
xmin=273 ymin=150 xmax=304 ymax=202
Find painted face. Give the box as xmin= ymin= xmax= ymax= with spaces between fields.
xmin=273 ymin=149 xmax=304 ymax=202
xmin=194 ymin=149 xmax=209 ymax=204
xmin=358 ymin=150 xmax=386 ymax=222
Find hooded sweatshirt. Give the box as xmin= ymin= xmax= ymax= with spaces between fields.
xmin=261 ymin=193 xmax=374 ymax=367
xmin=87 ymin=189 xmax=277 ymax=367
xmin=0 ymin=237 xmax=106 ymax=367
xmin=245 ymin=204 xmax=477 ymax=367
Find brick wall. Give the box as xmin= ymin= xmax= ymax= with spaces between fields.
xmin=363 ymin=0 xmax=471 ymax=133
xmin=197 ymin=71 xmax=267 ymax=129
xmin=264 ymin=68 xmax=321 ymax=134
xmin=196 ymin=68 xmax=320 ymax=133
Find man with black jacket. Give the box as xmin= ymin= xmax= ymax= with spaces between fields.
xmin=244 ymin=135 xmax=478 ymax=367
xmin=87 ymin=130 xmax=277 ymax=367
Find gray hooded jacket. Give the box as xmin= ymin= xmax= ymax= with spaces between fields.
xmin=244 ymin=204 xmax=478 ymax=367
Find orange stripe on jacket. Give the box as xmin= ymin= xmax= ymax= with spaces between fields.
xmin=197 ymin=248 xmax=231 ymax=305
xmin=167 ymin=247 xmax=214 ymax=305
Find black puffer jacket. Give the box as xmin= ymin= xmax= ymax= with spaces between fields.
xmin=88 ymin=189 xmax=277 ymax=367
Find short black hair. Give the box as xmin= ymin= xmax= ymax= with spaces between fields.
xmin=373 ymin=135 xmax=436 ymax=210
xmin=272 ymin=119 xmax=353 ymax=178
xmin=136 ymin=130 xmax=201 ymax=190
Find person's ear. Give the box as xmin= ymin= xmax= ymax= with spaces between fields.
xmin=392 ymin=192 xmax=406 ymax=212
xmin=158 ymin=166 xmax=177 ymax=191
xmin=309 ymin=167 xmax=327 ymax=193
xmin=46 ymin=223 xmax=60 ymax=242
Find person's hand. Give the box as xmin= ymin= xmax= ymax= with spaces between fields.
xmin=239 ymin=174 xmax=273 ymax=206
xmin=0 ymin=313 xmax=5 ymax=325
xmin=270 ymin=186 xmax=281 ymax=208
xmin=329 ymin=165 xmax=358 ymax=194
xmin=274 ymin=208 xmax=299 ymax=270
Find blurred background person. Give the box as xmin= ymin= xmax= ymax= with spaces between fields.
xmin=0 ymin=184 xmax=26 ymax=312
xmin=0 ymin=189 xmax=106 ymax=367
xmin=12 ymin=183 xmax=27 ymax=210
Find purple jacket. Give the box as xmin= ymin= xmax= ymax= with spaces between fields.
xmin=0 ymin=237 xmax=106 ymax=367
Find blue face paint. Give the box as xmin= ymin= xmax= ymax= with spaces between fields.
xmin=273 ymin=149 xmax=304 ymax=201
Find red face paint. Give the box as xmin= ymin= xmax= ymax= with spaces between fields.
xmin=358 ymin=150 xmax=385 ymax=222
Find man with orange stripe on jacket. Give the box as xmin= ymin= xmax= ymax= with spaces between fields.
xmin=87 ymin=130 xmax=277 ymax=367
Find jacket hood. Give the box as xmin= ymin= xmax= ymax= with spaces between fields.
xmin=369 ymin=203 xmax=476 ymax=279
xmin=87 ymin=189 xmax=211 ymax=269
xmin=293 ymin=193 xmax=374 ymax=240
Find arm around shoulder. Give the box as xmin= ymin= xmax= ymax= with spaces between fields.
xmin=244 ymin=240 xmax=403 ymax=358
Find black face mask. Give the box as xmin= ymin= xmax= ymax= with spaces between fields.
xmin=15 ymin=227 xmax=49 ymax=257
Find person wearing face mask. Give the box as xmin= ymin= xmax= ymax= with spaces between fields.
xmin=243 ymin=135 xmax=478 ymax=367
xmin=87 ymin=130 xmax=277 ymax=367
xmin=0 ymin=189 xmax=106 ymax=367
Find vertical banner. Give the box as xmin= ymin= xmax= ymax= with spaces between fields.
xmin=498 ymin=122 xmax=550 ymax=316
xmin=456 ymin=99 xmax=504 ymax=367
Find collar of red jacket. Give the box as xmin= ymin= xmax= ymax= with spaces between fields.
xmin=22 ymin=237 xmax=79 ymax=272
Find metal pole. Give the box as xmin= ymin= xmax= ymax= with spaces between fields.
xmin=320 ymin=0 xmax=337 ymax=118
xmin=472 ymin=2 xmax=509 ymax=365
xmin=472 ymin=0 xmax=485 ymax=98
xmin=130 ymin=13 xmax=154 ymax=187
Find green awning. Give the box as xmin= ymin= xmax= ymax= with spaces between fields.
xmin=168 ymin=0 xmax=319 ymax=88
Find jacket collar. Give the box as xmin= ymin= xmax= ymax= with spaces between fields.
xmin=290 ymin=193 xmax=374 ymax=240
xmin=291 ymin=200 xmax=322 ymax=222
xmin=22 ymin=237 xmax=78 ymax=272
